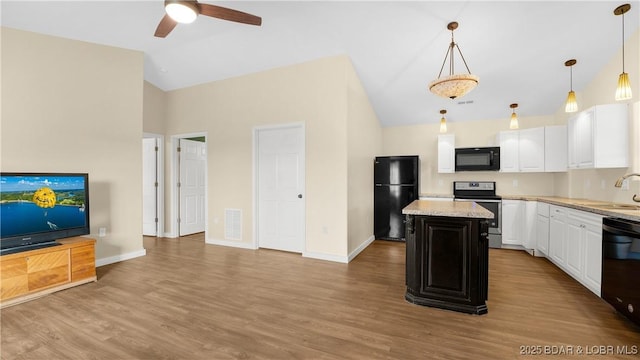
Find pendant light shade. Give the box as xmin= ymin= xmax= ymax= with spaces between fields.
xmin=616 ymin=72 xmax=632 ymax=100
xmin=439 ymin=109 xmax=447 ymax=133
xmin=429 ymin=22 xmax=479 ymax=99
xmin=565 ymin=59 xmax=578 ymax=113
xmin=614 ymin=4 xmax=632 ymax=101
xmin=509 ymin=103 xmax=519 ymax=130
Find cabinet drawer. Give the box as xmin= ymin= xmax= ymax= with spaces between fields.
xmin=71 ymin=246 xmax=96 ymax=281
xmin=0 ymin=258 xmax=28 ymax=300
xmin=26 ymin=250 xmax=70 ymax=291
xmin=537 ymin=202 xmax=550 ymax=217
xmin=27 ymin=250 xmax=69 ymax=272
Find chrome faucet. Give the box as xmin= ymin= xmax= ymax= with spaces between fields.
xmin=615 ymin=173 xmax=640 ymax=202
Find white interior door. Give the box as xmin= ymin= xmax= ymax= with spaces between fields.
xmin=179 ymin=139 xmax=206 ymax=236
xmin=142 ymin=138 xmax=157 ymax=236
xmin=257 ymin=125 xmax=304 ymax=253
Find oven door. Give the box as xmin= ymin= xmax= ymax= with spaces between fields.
xmin=454 ymin=198 xmax=501 ymax=232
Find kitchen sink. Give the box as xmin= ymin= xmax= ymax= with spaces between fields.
xmin=593 ymin=204 xmax=640 ymax=210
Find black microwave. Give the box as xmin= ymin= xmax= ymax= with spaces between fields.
xmin=455 ymin=147 xmax=500 ymax=171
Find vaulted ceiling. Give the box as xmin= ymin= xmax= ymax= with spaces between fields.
xmin=3 ymin=1 xmax=639 ymax=127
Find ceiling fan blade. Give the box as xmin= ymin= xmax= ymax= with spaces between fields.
xmin=198 ymin=3 xmax=262 ymax=26
xmin=154 ymin=14 xmax=178 ymax=38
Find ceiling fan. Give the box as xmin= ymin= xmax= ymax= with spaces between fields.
xmin=154 ymin=0 xmax=262 ymax=38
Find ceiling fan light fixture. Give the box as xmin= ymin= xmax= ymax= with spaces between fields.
xmin=165 ymin=1 xmax=198 ymax=24
xmin=429 ymin=22 xmax=479 ymax=99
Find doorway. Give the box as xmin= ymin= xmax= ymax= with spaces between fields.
xmin=142 ymin=133 xmax=164 ymax=237
xmin=170 ymin=133 xmax=207 ymax=238
xmin=254 ymin=123 xmax=305 ymax=253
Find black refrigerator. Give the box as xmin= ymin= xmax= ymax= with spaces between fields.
xmin=374 ymin=156 xmax=419 ymax=241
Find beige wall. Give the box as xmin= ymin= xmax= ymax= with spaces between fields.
xmin=1 ymin=28 xmax=145 ymax=261
xmin=143 ymin=81 xmax=167 ymax=135
xmin=165 ymin=55 xmax=359 ymax=260
xmin=346 ymin=59 xmax=383 ymax=255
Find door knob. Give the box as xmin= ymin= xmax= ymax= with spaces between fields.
xmin=298 ymin=194 xmax=303 ymax=199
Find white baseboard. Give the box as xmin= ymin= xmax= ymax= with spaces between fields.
xmin=205 ymin=238 xmax=258 ymax=250
xmin=348 ymin=235 xmax=375 ymax=262
xmin=302 ymin=251 xmax=349 ymax=264
xmin=302 ymin=235 xmax=375 ymax=264
xmin=96 ymin=249 xmax=147 ymax=267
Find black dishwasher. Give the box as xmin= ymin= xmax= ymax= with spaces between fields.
xmin=602 ymin=217 xmax=640 ymax=326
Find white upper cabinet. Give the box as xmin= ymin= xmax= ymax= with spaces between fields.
xmin=568 ymin=104 xmax=629 ymax=169
xmin=544 ymin=125 xmax=567 ymax=172
xmin=497 ymin=130 xmax=519 ymax=172
xmin=518 ymin=127 xmax=545 ymax=172
xmin=497 ymin=126 xmax=564 ymax=173
xmin=437 ymin=134 xmax=455 ymax=173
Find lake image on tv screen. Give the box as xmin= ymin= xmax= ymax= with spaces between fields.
xmin=0 ymin=176 xmax=87 ymax=238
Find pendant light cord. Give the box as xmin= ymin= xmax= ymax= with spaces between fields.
xmin=621 ymin=11 xmax=625 ymax=73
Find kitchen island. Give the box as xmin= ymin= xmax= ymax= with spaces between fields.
xmin=402 ymin=200 xmax=493 ymax=315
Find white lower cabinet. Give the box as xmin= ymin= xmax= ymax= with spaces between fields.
xmin=502 ymin=200 xmax=524 ymax=246
xmin=535 ymin=202 xmax=550 ymax=256
xmin=545 ymin=204 xmax=603 ymax=296
xmin=549 ymin=205 xmax=567 ymax=266
xmin=570 ymin=210 xmax=603 ymax=296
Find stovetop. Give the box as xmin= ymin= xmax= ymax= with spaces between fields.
xmin=453 ymin=181 xmax=500 ymax=200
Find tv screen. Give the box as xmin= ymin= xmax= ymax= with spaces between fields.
xmin=0 ymin=173 xmax=90 ymax=255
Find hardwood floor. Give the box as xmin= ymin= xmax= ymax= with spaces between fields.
xmin=2 ymin=235 xmax=638 ymax=359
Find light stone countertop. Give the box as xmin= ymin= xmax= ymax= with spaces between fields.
xmin=419 ymin=194 xmax=640 ymax=222
xmin=402 ymin=200 xmax=494 ymax=219
xmin=501 ymin=195 xmax=640 ymax=222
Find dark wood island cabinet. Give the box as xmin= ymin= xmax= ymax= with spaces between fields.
xmin=402 ymin=200 xmax=493 ymax=315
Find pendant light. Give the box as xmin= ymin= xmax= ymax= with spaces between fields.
xmin=509 ymin=103 xmax=519 ymax=129
xmin=564 ymin=59 xmax=578 ymax=113
xmin=614 ymin=4 xmax=632 ymax=101
xmin=439 ymin=109 xmax=448 ymax=133
xmin=428 ymin=22 xmax=479 ymax=99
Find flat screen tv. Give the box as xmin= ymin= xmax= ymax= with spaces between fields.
xmin=0 ymin=172 xmax=90 ymax=255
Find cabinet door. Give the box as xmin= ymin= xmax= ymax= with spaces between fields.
xmin=71 ymin=245 xmax=96 ymax=281
xmin=518 ymin=128 xmax=545 ymax=172
xmin=592 ymin=104 xmax=629 ymax=168
xmin=498 ymin=131 xmax=519 ymax=172
xmin=411 ymin=217 xmax=474 ymax=302
xmin=565 ymin=218 xmax=583 ymax=280
xmin=544 ymin=126 xmax=567 ymax=172
xmin=568 ymin=110 xmax=594 ymax=168
xmin=437 ymin=134 xmax=455 ymax=173
xmin=522 ymin=201 xmax=538 ymax=249
xmin=583 ymin=221 xmax=603 ymax=296
xmin=549 ymin=207 xmax=567 ymax=266
xmin=536 ymin=214 xmax=550 ymax=256
xmin=501 ymin=200 xmax=524 ymax=245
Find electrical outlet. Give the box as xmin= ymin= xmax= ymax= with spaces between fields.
xmin=622 ymin=179 xmax=630 ymax=190
xmin=99 ymin=227 xmax=106 ymax=237
xmin=512 ymin=179 xmax=518 ymax=188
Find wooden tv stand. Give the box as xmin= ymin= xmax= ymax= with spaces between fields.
xmin=0 ymin=237 xmax=96 ymax=308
